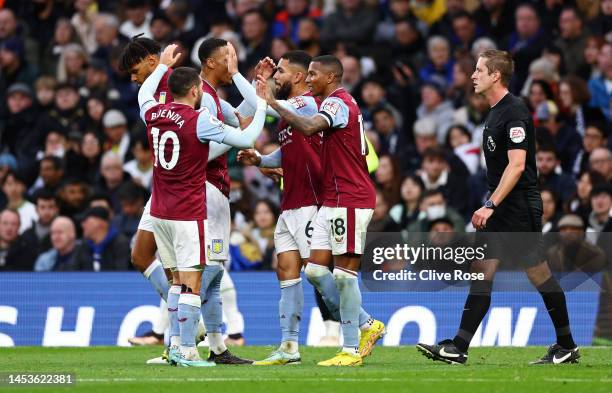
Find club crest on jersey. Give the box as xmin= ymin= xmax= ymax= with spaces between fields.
xmin=211 ymin=239 xmax=223 ymax=254
xmin=322 ymin=100 xmax=340 ymax=115
xmin=288 ymin=96 xmax=306 ymax=109
xmin=487 ymin=135 xmax=496 ymax=152
xmin=509 ymin=127 xmax=526 ymax=143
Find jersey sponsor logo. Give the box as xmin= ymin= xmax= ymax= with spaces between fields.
xmin=322 ymin=100 xmax=340 ymax=116
xmin=288 ymin=96 xmax=306 ymax=109
xmin=509 ymin=127 xmax=526 ymax=143
xmin=487 ymin=135 xmax=496 ymax=152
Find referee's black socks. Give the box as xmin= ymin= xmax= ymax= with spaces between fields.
xmin=537 ymin=276 xmax=576 ymax=350
xmin=453 ymin=280 xmax=493 ymax=353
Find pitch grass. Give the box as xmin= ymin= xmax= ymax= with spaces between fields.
xmin=1 ymin=346 xmax=611 ymax=393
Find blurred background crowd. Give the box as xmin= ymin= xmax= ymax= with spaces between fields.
xmin=0 ymin=0 xmax=610 ymax=274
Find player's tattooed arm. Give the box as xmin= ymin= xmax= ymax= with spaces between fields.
xmin=258 ymin=76 xmax=326 ymax=136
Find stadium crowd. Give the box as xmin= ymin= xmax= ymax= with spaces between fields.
xmin=0 ymin=0 xmax=610 ymax=275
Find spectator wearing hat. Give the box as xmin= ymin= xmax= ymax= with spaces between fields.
xmin=0 ymin=37 xmax=39 ymax=105
xmin=0 ymin=8 xmax=39 ymax=67
xmin=0 ymin=208 xmax=38 ymax=271
xmin=35 ymin=82 xmax=87 ymax=144
xmin=1 ymin=171 xmax=38 ymax=234
xmin=546 ymin=213 xmax=606 ymax=273
xmin=22 ymin=188 xmax=59 ymax=255
xmin=102 ymin=109 xmax=132 ymax=163
xmin=588 ymin=42 xmax=612 ymax=121
xmin=535 ymin=143 xmax=576 ymax=204
xmin=587 ymin=183 xmax=612 ymax=236
xmin=1 ymin=83 xmax=39 ymax=182
xmin=72 ymin=206 xmax=130 ymax=271
xmin=416 ymin=80 xmax=454 ymax=143
xmin=120 ymin=0 xmax=153 ymax=39
xmin=34 ymin=216 xmax=80 ymax=271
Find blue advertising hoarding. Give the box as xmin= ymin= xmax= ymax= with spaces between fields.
xmin=0 ymin=272 xmax=600 ymax=347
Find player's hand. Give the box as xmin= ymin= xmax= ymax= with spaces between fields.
xmin=226 ymin=42 xmax=239 ymax=76
xmin=235 ymin=111 xmax=253 ymax=129
xmin=256 ymin=76 xmax=275 ymax=106
xmin=160 ymin=44 xmax=180 ymax=67
xmin=260 ymin=167 xmax=283 ymax=182
xmin=471 ymin=206 xmax=494 ymax=230
xmin=237 ymin=149 xmax=261 ymax=166
xmin=255 ymin=57 xmax=276 ymax=80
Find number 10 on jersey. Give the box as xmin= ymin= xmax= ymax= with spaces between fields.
xmin=151 ymin=127 xmax=180 ymax=170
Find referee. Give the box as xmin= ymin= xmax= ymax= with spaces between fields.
xmin=416 ymin=50 xmax=580 ymax=365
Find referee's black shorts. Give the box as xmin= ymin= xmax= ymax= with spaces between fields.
xmin=478 ymin=188 xmax=545 ymax=268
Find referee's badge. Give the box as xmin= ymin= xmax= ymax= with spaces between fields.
xmin=487 ymin=136 xmax=496 ymax=152
xmin=509 ymin=127 xmax=526 ymax=143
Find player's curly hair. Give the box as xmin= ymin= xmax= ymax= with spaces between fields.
xmin=119 ymin=34 xmax=161 ymax=72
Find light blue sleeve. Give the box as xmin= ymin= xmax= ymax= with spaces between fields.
xmin=220 ymin=99 xmax=240 ymax=127
xmin=318 ymin=97 xmax=349 ymax=128
xmin=260 ymin=148 xmax=282 ymax=168
xmin=232 ymin=73 xmax=280 ymax=118
xmin=138 ymin=64 xmax=168 ymax=122
xmin=208 ymin=142 xmax=232 ymax=161
xmin=196 ymin=107 xmax=227 ymax=144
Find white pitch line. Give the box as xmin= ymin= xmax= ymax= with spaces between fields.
xmin=76 ymin=377 xmax=612 ymax=384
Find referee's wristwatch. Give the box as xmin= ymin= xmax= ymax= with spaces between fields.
xmin=484 ymin=199 xmax=496 ymax=210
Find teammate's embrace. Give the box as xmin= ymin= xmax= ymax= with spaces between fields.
xmin=416 ymin=49 xmax=580 ymax=365
xmin=234 ymin=50 xmax=322 ymax=365
xmin=259 ymin=55 xmax=384 ymax=367
xmin=138 ymin=44 xmax=268 ymax=367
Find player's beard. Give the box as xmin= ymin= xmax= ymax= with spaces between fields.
xmin=275 ymin=81 xmax=292 ymax=100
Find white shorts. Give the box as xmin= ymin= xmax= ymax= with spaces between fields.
xmin=152 ymin=217 xmax=207 ymax=271
xmin=310 ymin=206 xmax=373 ymax=255
xmin=205 ymin=182 xmax=230 ymax=262
xmin=274 ymin=205 xmax=318 ymax=259
xmin=138 ymin=197 xmax=153 ymax=232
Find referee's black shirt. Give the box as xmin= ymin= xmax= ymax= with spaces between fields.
xmin=482 ymin=93 xmax=538 ymax=193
